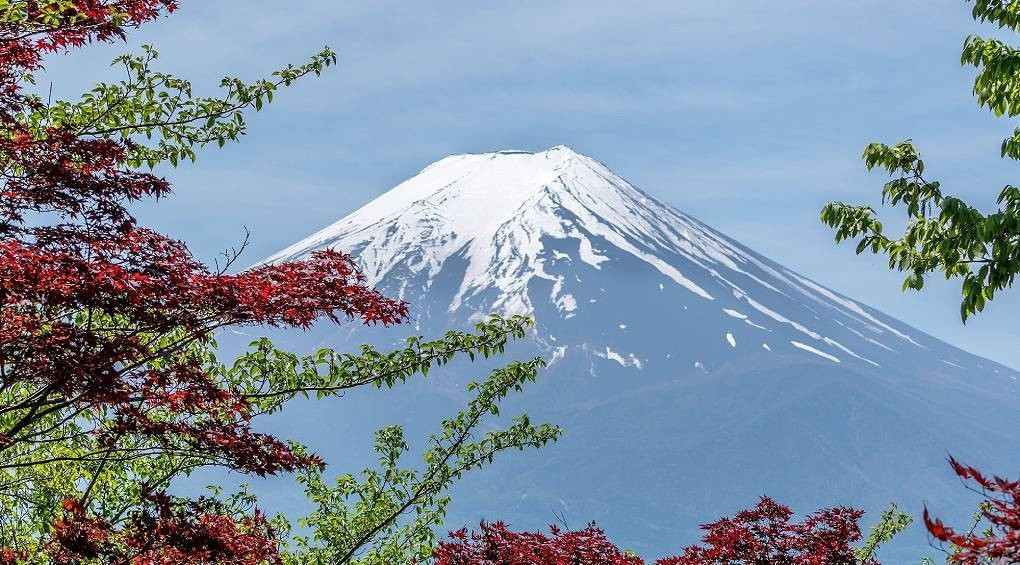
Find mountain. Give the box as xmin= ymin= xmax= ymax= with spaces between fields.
xmin=260 ymin=146 xmax=1020 ymax=560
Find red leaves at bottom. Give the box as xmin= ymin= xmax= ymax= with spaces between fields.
xmin=924 ymin=458 xmax=1020 ymax=564
xmin=434 ymin=521 xmax=643 ymax=565
xmin=435 ymin=498 xmax=871 ymax=565
xmin=661 ymin=497 xmax=869 ymax=565
xmin=45 ymin=491 xmax=282 ymax=565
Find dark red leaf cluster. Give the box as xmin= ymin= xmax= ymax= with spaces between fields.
xmin=0 ymin=1 xmax=175 ymax=101
xmin=661 ymin=497 xmax=871 ymax=565
xmin=434 ymin=521 xmax=644 ymax=565
xmin=0 ymin=1 xmax=408 ymax=560
xmin=0 ymin=0 xmax=406 ymax=467
xmin=923 ymin=457 xmax=1020 ymax=564
xmin=47 ymin=490 xmax=280 ymax=565
xmin=436 ymin=498 xmax=873 ymax=565
xmin=0 ymin=549 xmax=25 ymax=565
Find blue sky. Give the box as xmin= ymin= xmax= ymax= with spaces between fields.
xmin=41 ymin=0 xmax=1020 ymax=368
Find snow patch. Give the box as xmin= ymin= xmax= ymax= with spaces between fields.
xmin=866 ymin=338 xmax=894 ymax=352
xmin=823 ymin=337 xmax=879 ymax=367
xmin=790 ymin=341 xmax=840 ymax=363
xmin=744 ymin=319 xmax=770 ymax=331
xmin=578 ymin=238 xmax=609 ymax=269
xmin=555 ymin=293 xmax=577 ymax=314
xmin=549 ymin=346 xmax=567 ymax=365
xmin=603 ymin=348 xmax=626 ymax=366
xmin=593 ymin=346 xmax=642 ymax=368
xmin=628 ymin=353 xmax=644 ymax=369
xmin=740 ymin=294 xmax=822 ymax=341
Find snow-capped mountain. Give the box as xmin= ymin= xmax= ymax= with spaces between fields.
xmin=267 ymin=146 xmax=1000 ymax=376
xmin=261 ymin=146 xmax=1020 ymax=560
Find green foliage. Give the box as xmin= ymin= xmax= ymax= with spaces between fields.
xmin=969 ymin=0 xmax=1020 ymax=30
xmin=281 ymin=355 xmax=561 ymax=564
xmin=855 ymin=503 xmax=913 ymax=563
xmin=228 ymin=314 xmax=536 ymax=414
xmin=941 ymin=500 xmax=994 ymax=562
xmin=821 ymin=1 xmax=1020 ymax=321
xmin=0 ymin=1 xmax=133 ymax=29
xmin=22 ymin=44 xmax=337 ymax=169
xmin=0 ymin=315 xmax=559 ymax=563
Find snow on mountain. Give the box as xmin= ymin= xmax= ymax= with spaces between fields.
xmin=257 ymin=146 xmax=1020 ymax=560
xmin=265 ymin=145 xmax=718 ymax=311
xmin=265 ymin=145 xmax=996 ymax=377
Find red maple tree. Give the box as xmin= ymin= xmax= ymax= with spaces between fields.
xmin=924 ymin=458 xmax=1020 ymax=564
xmin=434 ymin=521 xmax=644 ymax=565
xmin=660 ymin=497 xmax=872 ymax=565
xmin=46 ymin=491 xmax=283 ymax=565
xmin=1 ymin=1 xmax=406 ymax=561
xmin=436 ymin=498 xmax=873 ymax=565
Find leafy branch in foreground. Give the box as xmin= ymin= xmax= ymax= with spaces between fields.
xmin=0 ymin=1 xmax=559 ymax=562
xmin=34 ymin=43 xmax=337 ymax=168
xmin=0 ymin=311 xmax=556 ymax=563
xmin=855 ymin=503 xmax=913 ymax=564
xmin=820 ymin=1 xmax=1020 ymax=322
xmin=821 ymin=140 xmax=1013 ymax=321
xmin=282 ymin=353 xmax=561 ymax=564
xmin=924 ymin=458 xmax=1020 ymax=564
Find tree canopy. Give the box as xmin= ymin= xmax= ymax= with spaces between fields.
xmin=822 ymin=0 xmax=1020 ymax=321
xmin=0 ymin=2 xmax=559 ymax=562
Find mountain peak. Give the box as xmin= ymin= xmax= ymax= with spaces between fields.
xmin=263 ymin=149 xmax=1017 ymax=376
xmin=490 ymin=144 xmax=578 ymax=156
xmin=262 ymin=146 xmax=691 ymax=309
